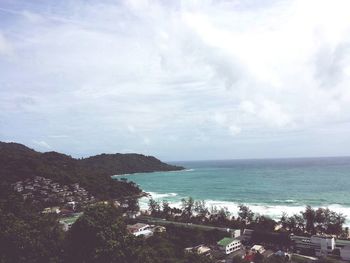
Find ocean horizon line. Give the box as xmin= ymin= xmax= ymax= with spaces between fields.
xmin=167 ymin=155 xmax=350 ymax=164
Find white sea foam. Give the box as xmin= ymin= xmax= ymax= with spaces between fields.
xmin=205 ymin=201 xmax=350 ymax=226
xmin=138 ymin=191 xmax=180 ymax=210
xmin=111 ymin=174 xmax=130 ymax=177
xmin=138 ymin=192 xmax=350 ymax=226
xmin=147 ymin=192 xmax=178 ymax=199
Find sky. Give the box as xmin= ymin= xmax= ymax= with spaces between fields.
xmin=1 ymin=0 xmax=350 ymax=161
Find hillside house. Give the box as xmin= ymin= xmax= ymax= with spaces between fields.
xmin=217 ymin=237 xmax=242 ymax=254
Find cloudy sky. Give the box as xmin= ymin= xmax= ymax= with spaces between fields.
xmin=1 ymin=0 xmax=350 ymax=161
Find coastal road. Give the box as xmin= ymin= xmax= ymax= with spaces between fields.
xmin=138 ymin=216 xmax=235 ymax=233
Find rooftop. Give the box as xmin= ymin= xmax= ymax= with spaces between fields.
xmin=336 ymin=239 xmax=350 ymax=245
xmin=197 ymin=245 xmax=211 ymax=254
xmin=251 ymin=245 xmax=264 ymax=251
xmin=130 ymin=223 xmax=149 ymax=229
xmin=217 ymin=237 xmax=236 ymax=247
xmin=134 ymin=229 xmax=153 ymax=237
xmin=59 ymin=213 xmax=83 ymax=225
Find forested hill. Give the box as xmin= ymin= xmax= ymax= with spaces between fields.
xmin=81 ymin=153 xmax=183 ymax=175
xmin=0 ymin=142 xmax=184 ymax=199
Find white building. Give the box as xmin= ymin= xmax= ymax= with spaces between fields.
xmin=311 ymin=236 xmax=335 ymax=256
xmin=335 ymin=240 xmax=350 ymax=261
xmin=340 ymin=246 xmax=350 ymax=261
xmin=291 ymin=235 xmax=335 ymax=256
xmin=251 ymin=245 xmax=265 ymax=254
xmin=134 ymin=229 xmax=153 ymax=238
xmin=127 ymin=223 xmax=150 ymax=234
xmin=217 ymin=237 xmax=241 ymax=254
xmin=185 ymin=245 xmax=211 ymax=257
xmin=231 ymin=229 xmax=241 ymax=238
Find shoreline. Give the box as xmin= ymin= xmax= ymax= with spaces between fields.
xmin=111 ymin=168 xmax=187 ymax=178
xmin=137 ymin=191 xmax=350 ymax=227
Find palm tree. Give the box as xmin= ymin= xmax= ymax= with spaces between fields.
xmin=279 ymin=212 xmax=288 ymax=230
xmin=302 ymin=206 xmax=316 ymax=234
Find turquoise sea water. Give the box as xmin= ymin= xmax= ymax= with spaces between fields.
xmin=113 ymin=157 xmax=350 ymax=223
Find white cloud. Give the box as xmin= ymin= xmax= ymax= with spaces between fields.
xmin=258 ymin=100 xmax=293 ymax=128
xmin=228 ymin=125 xmax=242 ymax=136
xmin=48 ymin=135 xmax=69 ymax=139
xmin=0 ymin=32 xmax=12 ymax=55
xmin=127 ymin=125 xmax=136 ymax=134
xmin=143 ymin=137 xmax=151 ymax=145
xmin=1 ymin=0 xmax=350 ymax=159
xmin=239 ymin=101 xmax=256 ymax=115
xmin=33 ymin=140 xmax=51 ymax=150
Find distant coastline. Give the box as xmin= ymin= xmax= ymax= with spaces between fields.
xmin=112 ymin=168 xmax=190 ymax=178
xmin=0 ymin=141 xmax=184 ymax=200
xmin=121 ymin=157 xmax=350 ymax=226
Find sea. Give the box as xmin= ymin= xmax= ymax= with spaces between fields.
xmin=112 ymin=157 xmax=350 ymax=225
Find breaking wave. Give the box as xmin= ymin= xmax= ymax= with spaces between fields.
xmin=138 ymin=192 xmax=350 ymax=226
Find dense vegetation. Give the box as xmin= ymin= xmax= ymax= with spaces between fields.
xmin=0 ymin=186 xmax=214 ymax=263
xmin=147 ymin=197 xmax=349 ymax=238
xmin=0 ymin=183 xmax=65 ymax=262
xmin=64 ymin=205 xmax=223 ymax=263
xmin=0 ymin=141 xmax=182 ymax=199
xmin=81 ymin=153 xmax=183 ymax=175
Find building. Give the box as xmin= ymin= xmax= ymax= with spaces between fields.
xmin=134 ymin=229 xmax=153 ymax=238
xmin=59 ymin=213 xmax=82 ymax=231
xmin=185 ymin=245 xmax=211 ymax=257
xmin=335 ymin=239 xmax=350 ymax=250
xmin=12 ymin=177 xmax=94 ymax=205
xmin=127 ymin=223 xmax=150 ymax=234
xmin=340 ymin=246 xmax=350 ymax=261
xmin=242 ymin=229 xmax=254 ymax=242
xmin=311 ymin=236 xmax=335 ymax=256
xmin=153 ymin=225 xmax=166 ymax=233
xmin=217 ymin=237 xmax=241 ymax=254
xmin=13 ymin=182 xmax=24 ymax=192
xmin=291 ymin=235 xmax=335 ymax=256
xmin=231 ymin=229 xmax=241 ymax=238
xmin=42 ymin=206 xmax=60 ymax=214
xmin=251 ymin=245 xmax=265 ymax=254
xmin=335 ymin=240 xmax=350 ymax=261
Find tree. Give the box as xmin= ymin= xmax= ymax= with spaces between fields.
xmin=210 ymin=205 xmax=218 ymax=215
xmin=217 ymin=207 xmax=231 ymax=222
xmin=148 ymin=198 xmax=160 ymax=216
xmin=286 ymin=215 xmax=297 ymax=233
xmin=302 ymin=206 xmax=316 ymax=234
xmin=162 ymin=200 xmax=171 ymax=218
xmin=194 ymin=200 xmax=209 ymax=221
xmin=238 ymin=204 xmax=254 ymax=226
xmin=315 ymin=208 xmax=328 ymax=234
xmin=64 ymin=204 xmax=136 ymax=263
xmin=183 ymin=252 xmax=214 ymax=263
xmin=327 ymin=211 xmax=346 ymax=236
xmin=254 ymin=215 xmax=277 ymax=232
xmin=340 ymin=227 xmax=349 ymax=239
xmin=279 ymin=212 xmax=288 ymax=229
xmin=0 ymin=184 xmax=64 ymax=263
xmin=232 ymin=255 xmax=247 ymax=263
xmin=127 ymin=198 xmax=140 ymax=212
xmin=294 ymin=214 xmax=305 ymax=234
xmin=181 ymin=197 xmax=195 ymax=219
